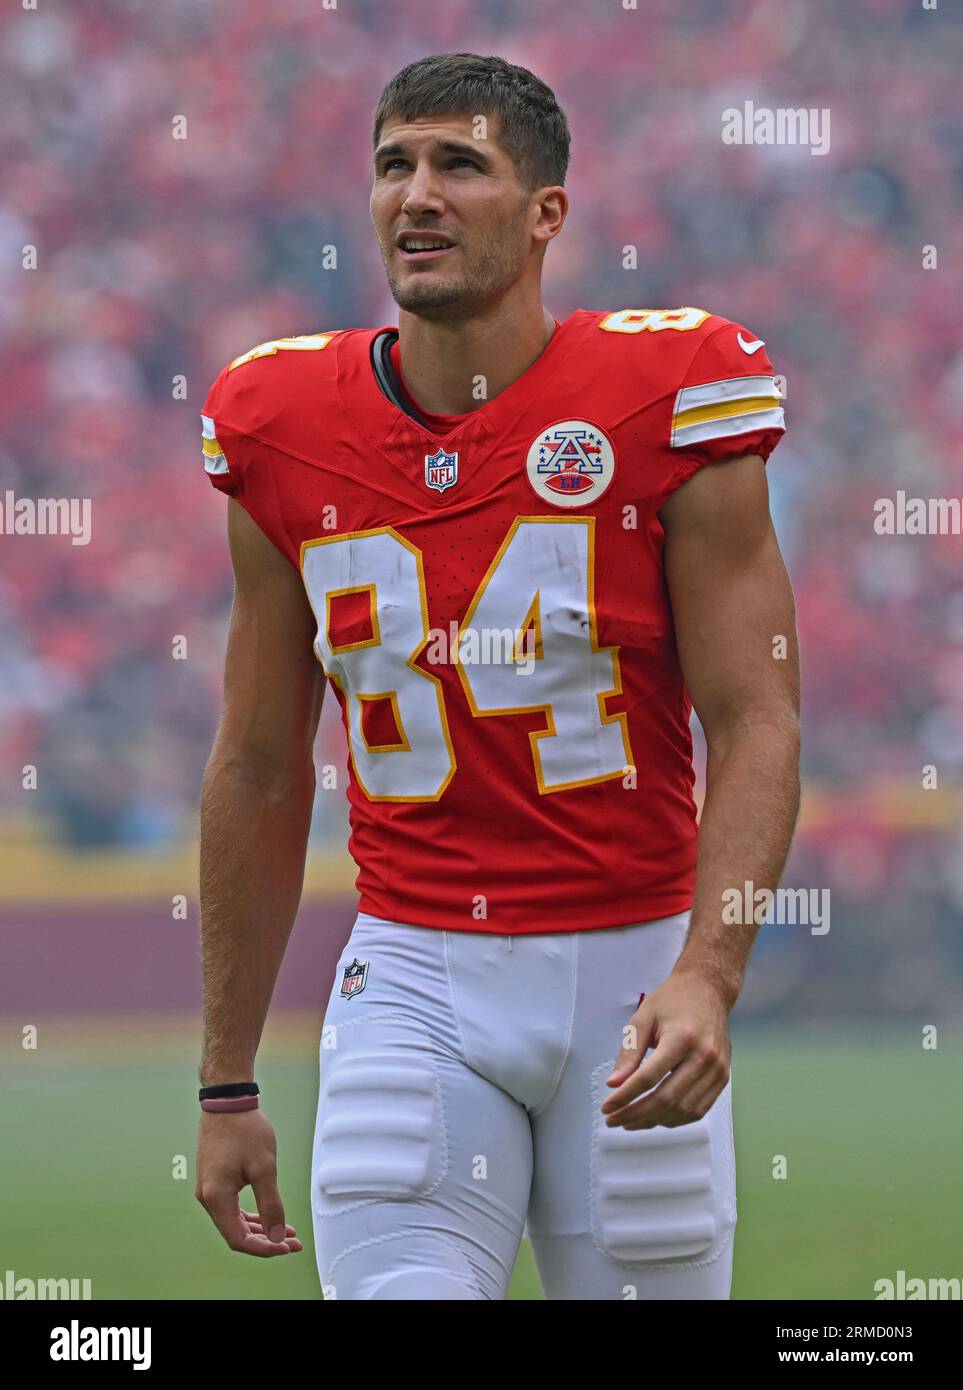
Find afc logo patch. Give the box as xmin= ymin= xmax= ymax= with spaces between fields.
xmin=340 ymin=958 xmax=368 ymax=999
xmin=526 ymin=420 xmax=616 ymax=508
xmin=425 ymin=447 xmax=459 ymax=493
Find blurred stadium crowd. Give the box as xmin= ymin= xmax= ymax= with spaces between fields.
xmin=1 ymin=0 xmax=962 ymax=1013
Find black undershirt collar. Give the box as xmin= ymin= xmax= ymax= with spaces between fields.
xmin=370 ymin=329 xmax=435 ymax=429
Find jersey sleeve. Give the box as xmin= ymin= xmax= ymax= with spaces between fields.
xmin=661 ymin=320 xmax=786 ymax=500
xmin=200 ymin=364 xmax=240 ymax=498
xmin=197 ymin=350 xmax=299 ymax=567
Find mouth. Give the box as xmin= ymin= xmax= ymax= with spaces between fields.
xmin=396 ymin=233 xmax=457 ymax=263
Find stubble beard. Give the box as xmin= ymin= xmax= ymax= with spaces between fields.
xmin=382 ymin=207 xmax=530 ymax=322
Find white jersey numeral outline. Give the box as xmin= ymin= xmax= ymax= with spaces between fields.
xmin=301 ymin=528 xmax=455 ymax=803
xmin=300 ymin=517 xmax=634 ymax=801
xmin=455 ymin=518 xmax=632 ymax=794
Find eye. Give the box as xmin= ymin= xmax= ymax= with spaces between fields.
xmin=382 ymin=158 xmax=408 ymax=172
xmin=448 ymin=156 xmax=477 ymax=169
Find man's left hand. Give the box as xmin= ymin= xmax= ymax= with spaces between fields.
xmin=601 ymin=971 xmax=732 ymax=1129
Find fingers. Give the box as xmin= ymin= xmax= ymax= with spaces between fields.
xmin=240 ymin=1210 xmax=298 ymax=1236
xmin=605 ymin=1045 xmax=729 ymax=1129
xmin=601 ymin=1028 xmax=691 ymax=1115
xmin=199 ymin=1186 xmax=284 ymax=1257
xmin=239 ymin=1211 xmax=302 ymax=1248
xmin=198 ymin=1185 xmax=302 ymax=1257
xmin=606 ymin=1009 xmax=656 ymax=1086
xmin=234 ymin=1228 xmax=302 ymax=1256
xmin=249 ymin=1168 xmax=292 ymax=1249
xmin=675 ymin=1062 xmax=730 ymax=1119
xmin=624 ymin=1071 xmax=728 ymax=1130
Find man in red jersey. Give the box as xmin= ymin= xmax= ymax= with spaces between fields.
xmin=195 ymin=53 xmax=800 ymax=1300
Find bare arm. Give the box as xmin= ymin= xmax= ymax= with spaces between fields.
xmin=602 ymin=454 xmax=800 ymax=1128
xmin=662 ymin=452 xmax=801 ymax=1001
xmin=196 ymin=498 xmax=325 ymax=1253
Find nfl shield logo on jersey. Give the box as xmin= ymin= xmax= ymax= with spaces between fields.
xmin=425 ymin=447 xmax=459 ymax=493
xmin=526 ymin=420 xmax=616 ymax=508
xmin=340 ymin=958 xmax=368 ymax=999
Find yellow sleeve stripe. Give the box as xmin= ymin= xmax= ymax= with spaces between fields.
xmin=671 ymin=405 xmax=785 ymax=449
xmin=201 ymin=435 xmax=224 ymax=458
xmin=671 ymin=374 xmax=785 ymax=448
xmin=673 ymin=395 xmax=779 ymax=430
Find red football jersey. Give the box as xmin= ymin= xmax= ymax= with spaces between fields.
xmin=201 ymin=308 xmax=785 ymax=933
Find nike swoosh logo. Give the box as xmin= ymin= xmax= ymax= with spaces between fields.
xmin=737 ymin=332 xmax=765 ymax=354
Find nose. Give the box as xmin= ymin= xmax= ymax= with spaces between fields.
xmin=401 ymin=160 xmax=446 ymax=219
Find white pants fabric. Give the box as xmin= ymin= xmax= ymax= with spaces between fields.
xmin=311 ymin=910 xmax=736 ymax=1300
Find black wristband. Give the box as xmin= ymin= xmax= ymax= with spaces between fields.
xmin=198 ymin=1081 xmax=259 ymax=1101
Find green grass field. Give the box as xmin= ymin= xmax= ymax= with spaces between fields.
xmin=2 ymin=1022 xmax=958 ymax=1300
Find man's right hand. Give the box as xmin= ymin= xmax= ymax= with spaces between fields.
xmin=195 ymin=1108 xmax=303 ymax=1257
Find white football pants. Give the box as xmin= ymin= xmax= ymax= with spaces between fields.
xmin=310 ymin=910 xmax=735 ymax=1300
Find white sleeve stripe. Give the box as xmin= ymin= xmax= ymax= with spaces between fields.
xmin=673 ymin=375 xmax=782 ymax=413
xmin=201 ymin=413 xmax=218 ymax=439
xmin=204 ymin=454 xmax=231 ymax=476
xmin=672 ymin=407 xmax=785 ymax=449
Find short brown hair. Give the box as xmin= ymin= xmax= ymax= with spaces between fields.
xmin=372 ymin=52 xmax=571 ymax=190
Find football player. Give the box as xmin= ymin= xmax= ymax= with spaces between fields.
xmin=195 ymin=53 xmax=800 ymax=1300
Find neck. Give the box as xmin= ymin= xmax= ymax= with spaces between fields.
xmin=396 ymin=290 xmax=557 ymax=416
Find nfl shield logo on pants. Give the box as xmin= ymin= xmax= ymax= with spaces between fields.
xmin=340 ymin=958 xmax=368 ymax=999
xmin=425 ymin=447 xmax=458 ymax=493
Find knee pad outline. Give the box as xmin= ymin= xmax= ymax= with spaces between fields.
xmin=589 ymin=1062 xmax=734 ymax=1269
xmin=314 ymin=1012 xmax=449 ymax=1218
